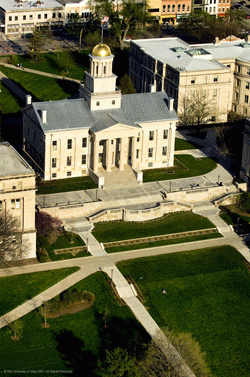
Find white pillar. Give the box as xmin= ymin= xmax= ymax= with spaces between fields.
xmin=131 ymin=136 xmax=136 ymax=169
xmin=119 ymin=138 xmax=125 ymax=171
xmin=106 ymin=139 xmax=112 ymax=172
xmin=93 ymin=139 xmax=99 ymax=173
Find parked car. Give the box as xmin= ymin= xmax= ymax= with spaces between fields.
xmin=21 ymin=33 xmax=33 ymax=38
xmin=232 ymin=4 xmax=242 ymax=9
xmin=238 ymin=1 xmax=246 ymax=5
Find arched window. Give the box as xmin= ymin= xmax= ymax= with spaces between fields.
xmin=163 ymin=5 xmax=166 ymax=12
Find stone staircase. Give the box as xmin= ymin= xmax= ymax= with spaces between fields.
xmin=99 ymin=165 xmax=139 ymax=189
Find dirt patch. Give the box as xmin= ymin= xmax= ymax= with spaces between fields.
xmin=45 ymin=300 xmax=93 ymax=318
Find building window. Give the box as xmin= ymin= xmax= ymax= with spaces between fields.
xmin=67 ymin=171 xmax=72 ymax=177
xmin=82 ymin=154 xmax=86 ymax=165
xmin=245 ymin=95 xmax=249 ymax=104
xmin=182 ymin=4 xmax=185 ymax=11
xmin=236 ymin=79 xmax=240 ymax=87
xmin=227 ymin=64 xmax=230 ymax=68
xmin=29 ymin=15 xmax=33 ymax=20
xmin=213 ymin=89 xmax=217 ymax=97
xmin=44 ymin=14 xmax=48 ymax=19
xmin=214 ymin=76 xmax=218 ymax=82
xmin=23 ymin=15 xmax=26 ymax=20
xmin=211 ymin=116 xmax=216 ymax=122
xmin=58 ymin=12 xmax=61 ymax=18
xmin=52 ymin=173 xmax=57 ymax=178
xmin=234 ymin=105 xmax=237 ymax=112
xmin=67 ymin=156 xmax=72 ymax=166
xmin=67 ymin=139 xmax=72 ymax=149
xmin=112 ymin=100 xmax=115 ymax=105
xmin=82 ymin=137 xmax=87 ymax=148
xmin=136 ymin=149 xmax=139 ymax=159
xmin=52 ymin=158 xmax=57 ymax=168
xmin=15 ymin=16 xmax=18 ymax=21
xmin=137 ymin=133 xmax=140 ymax=142
xmin=163 ymin=5 xmax=166 ymax=12
xmin=149 ymin=131 xmax=154 ymax=141
xmin=162 ymin=146 xmax=167 ymax=156
xmin=9 ymin=16 xmax=12 ymax=21
xmin=178 ymin=4 xmax=181 ymax=11
xmin=11 ymin=199 xmax=20 ymax=209
xmin=191 ymin=77 xmax=196 ymax=84
xmin=235 ymin=92 xmax=239 ymax=101
xmin=163 ymin=129 xmax=168 ymax=139
xmin=52 ymin=140 xmax=57 ymax=150
xmin=187 ymin=5 xmax=190 ymax=11
xmin=148 ymin=162 xmax=153 ymax=167
xmin=237 ymin=65 xmax=241 ymax=73
xmin=246 ymin=82 xmax=250 ymax=90
xmin=167 ymin=4 xmax=170 ymax=11
xmin=148 ymin=148 xmax=153 ymax=158
xmin=52 ymin=13 xmax=56 ymax=18
xmin=38 ymin=14 xmax=41 ymax=19
xmin=247 ymin=68 xmax=250 ymax=76
xmin=244 ymin=108 xmax=248 ymax=115
xmin=96 ymin=101 xmax=100 ymax=106
xmin=0 ymin=201 xmax=2 ymax=211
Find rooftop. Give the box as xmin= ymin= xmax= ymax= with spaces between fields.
xmin=132 ymin=37 xmax=250 ymax=72
xmin=0 ymin=0 xmax=63 ymax=12
xmin=0 ymin=142 xmax=34 ymax=178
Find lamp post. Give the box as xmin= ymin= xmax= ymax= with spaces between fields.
xmin=111 ymin=269 xmax=113 ymax=283
xmin=218 ymin=175 xmax=220 ymax=185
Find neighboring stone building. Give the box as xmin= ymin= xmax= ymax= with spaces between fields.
xmin=0 ymin=142 xmax=36 ymax=260
xmin=240 ymin=118 xmax=250 ymax=184
xmin=0 ymin=0 xmax=63 ymax=36
xmin=129 ymin=36 xmax=250 ymax=121
xmin=22 ymin=43 xmax=177 ymax=186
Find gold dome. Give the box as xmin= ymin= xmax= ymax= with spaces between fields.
xmin=92 ymin=43 xmax=111 ymax=57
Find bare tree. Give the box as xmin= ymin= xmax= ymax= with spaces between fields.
xmin=0 ymin=211 xmax=28 ymax=262
xmin=178 ymin=92 xmax=223 ymax=128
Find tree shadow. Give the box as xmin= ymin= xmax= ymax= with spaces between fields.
xmin=53 ymin=329 xmax=97 ymax=376
xmin=95 ymin=311 xmax=150 ymax=362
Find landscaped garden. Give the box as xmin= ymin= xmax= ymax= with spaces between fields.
xmin=117 ymin=246 xmax=250 ymax=377
xmin=0 ymin=267 xmax=79 ymax=316
xmin=0 ymin=272 xmax=150 ymax=376
xmin=143 ymin=155 xmax=217 ymax=182
xmin=92 ymin=211 xmax=221 ymax=252
xmin=36 ymin=175 xmax=97 ymax=195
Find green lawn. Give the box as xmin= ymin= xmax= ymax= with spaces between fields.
xmin=37 ymin=175 xmax=97 ymax=195
xmin=117 ymin=246 xmax=250 ymax=377
xmin=5 ymin=50 xmax=90 ymax=80
xmin=175 ymin=137 xmax=202 ymax=150
xmin=143 ymin=155 xmax=217 ymax=182
xmin=0 ymin=81 xmax=22 ymax=114
xmin=0 ymin=66 xmax=79 ymax=102
xmin=37 ymin=232 xmax=89 ymax=261
xmin=0 ymin=267 xmax=79 ymax=316
xmin=92 ymin=211 xmax=215 ymax=244
xmin=0 ymin=272 xmax=150 ymax=376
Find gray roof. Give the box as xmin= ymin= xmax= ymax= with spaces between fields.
xmin=27 ymin=91 xmax=178 ymax=133
xmin=0 ymin=143 xmax=34 ymax=178
xmin=0 ymin=0 xmax=62 ymax=11
xmin=132 ymin=37 xmax=250 ymax=72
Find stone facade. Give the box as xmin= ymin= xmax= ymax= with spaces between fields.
xmin=0 ymin=143 xmax=36 ymax=260
xmin=240 ymin=118 xmax=250 ymax=184
xmin=22 ymin=44 xmax=178 ymax=184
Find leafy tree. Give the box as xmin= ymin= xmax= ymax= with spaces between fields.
xmin=35 ymin=210 xmax=63 ymax=235
xmin=28 ymin=26 xmax=52 ymax=62
xmin=9 ymin=320 xmax=23 ymax=340
xmin=96 ymin=0 xmax=149 ymax=49
xmin=119 ymin=74 xmax=136 ymax=94
xmin=97 ymin=347 xmax=141 ymax=377
xmin=66 ymin=13 xmax=101 ymax=49
xmin=58 ymin=49 xmax=76 ymax=76
xmin=85 ymin=29 xmax=102 ymax=49
xmin=0 ymin=211 xmax=28 ymax=262
xmin=178 ymin=92 xmax=223 ymax=128
xmin=236 ymin=192 xmax=250 ymax=213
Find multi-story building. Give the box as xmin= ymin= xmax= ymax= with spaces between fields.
xmin=0 ymin=0 xmax=64 ymax=36
xmin=0 ymin=142 xmax=36 ymax=260
xmin=57 ymin=0 xmax=92 ymax=21
xmin=160 ymin=0 xmax=192 ymax=24
xmin=129 ymin=36 xmax=250 ymax=121
xmin=22 ymin=43 xmax=178 ymax=185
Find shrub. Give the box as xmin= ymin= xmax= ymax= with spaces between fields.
xmin=236 ymin=192 xmax=250 ymax=213
xmin=36 ymin=248 xmax=50 ymax=263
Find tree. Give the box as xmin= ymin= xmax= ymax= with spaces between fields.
xmin=236 ymin=192 xmax=250 ymax=213
xmin=119 ymin=74 xmax=136 ymax=94
xmin=58 ymin=49 xmax=76 ymax=76
xmin=35 ymin=211 xmax=63 ymax=236
xmin=178 ymin=92 xmax=223 ymax=128
xmin=96 ymin=0 xmax=149 ymax=49
xmin=28 ymin=26 xmax=52 ymax=62
xmin=66 ymin=13 xmax=101 ymax=50
xmin=0 ymin=211 xmax=28 ymax=262
xmin=9 ymin=319 xmax=23 ymax=341
xmin=97 ymin=347 xmax=141 ymax=377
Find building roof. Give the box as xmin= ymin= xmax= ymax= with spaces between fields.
xmin=132 ymin=37 xmax=250 ymax=72
xmin=0 ymin=143 xmax=34 ymax=178
xmin=27 ymin=91 xmax=178 ymax=133
xmin=0 ymin=0 xmax=62 ymax=12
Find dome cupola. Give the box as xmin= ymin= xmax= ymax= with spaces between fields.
xmin=92 ymin=43 xmax=111 ymax=58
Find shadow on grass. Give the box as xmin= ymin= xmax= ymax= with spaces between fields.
xmin=53 ymin=329 xmax=97 ymax=376
xmin=56 ymin=78 xmax=79 ymax=96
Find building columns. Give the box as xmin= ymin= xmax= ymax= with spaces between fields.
xmin=119 ymin=138 xmax=125 ymax=170
xmin=93 ymin=139 xmax=99 ymax=173
xmin=106 ymin=139 xmax=112 ymax=172
xmin=131 ymin=136 xmax=136 ymax=169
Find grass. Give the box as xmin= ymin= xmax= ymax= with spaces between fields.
xmin=92 ymin=211 xmax=215 ymax=244
xmin=37 ymin=176 xmax=97 ymax=195
xmin=106 ymin=232 xmax=222 ymax=253
xmin=5 ymin=50 xmax=90 ymax=81
xmin=0 ymin=267 xmax=79 ymax=316
xmin=143 ymin=155 xmax=217 ymax=182
xmin=220 ymin=204 xmax=250 ymax=225
xmin=0 ymin=272 xmax=150 ymax=376
xmin=0 ymin=81 xmax=22 ymax=114
xmin=175 ymin=137 xmax=202 ymax=150
xmin=0 ymin=66 xmax=79 ymax=102
xmin=117 ymin=246 xmax=250 ymax=377
xmin=37 ymin=232 xmax=88 ymax=261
